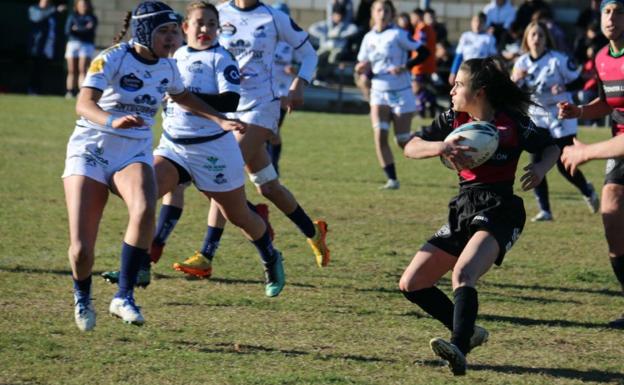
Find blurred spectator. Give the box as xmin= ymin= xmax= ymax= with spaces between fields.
xmin=309 ymin=3 xmax=358 ymax=81
xmin=574 ymin=19 xmax=608 ymax=63
xmin=448 ymin=12 xmax=497 ymax=86
xmin=532 ymin=8 xmax=569 ymax=54
xmin=515 ymin=0 xmax=551 ymax=31
xmin=410 ymin=8 xmax=437 ymax=117
xmin=576 ymin=42 xmax=602 ymax=126
xmin=431 ymin=41 xmax=453 ymax=101
xmin=498 ymin=20 xmax=524 ymax=66
xmin=64 ymin=0 xmax=97 ymax=98
xmin=483 ymin=0 xmax=516 ymax=43
xmin=397 ymin=12 xmax=413 ymax=36
xmin=28 ymin=0 xmax=66 ymax=94
xmin=326 ymin=0 xmax=353 ymax=25
xmin=576 ymin=0 xmax=601 ymax=31
xmin=424 ymin=7 xmax=447 ymax=45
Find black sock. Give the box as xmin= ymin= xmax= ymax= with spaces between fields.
xmin=402 ymin=287 xmax=454 ymax=330
xmin=201 ymin=226 xmax=224 ymax=260
xmin=556 ymin=159 xmax=592 ymax=196
xmin=451 ymin=286 xmax=478 ymax=355
xmin=383 ymin=163 xmax=397 ymax=181
xmin=286 ymin=204 xmax=316 ymax=238
xmin=610 ymin=255 xmax=624 ymax=291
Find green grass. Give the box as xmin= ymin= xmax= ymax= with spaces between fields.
xmin=1 ymin=94 xmax=623 ymax=384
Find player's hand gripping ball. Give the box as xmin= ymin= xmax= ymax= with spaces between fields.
xmin=441 ymin=121 xmax=499 ymax=170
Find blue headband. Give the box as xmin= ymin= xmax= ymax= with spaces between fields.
xmin=601 ymin=0 xmax=624 ymax=11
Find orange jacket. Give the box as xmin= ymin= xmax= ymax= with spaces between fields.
xmin=411 ymin=22 xmax=437 ymax=75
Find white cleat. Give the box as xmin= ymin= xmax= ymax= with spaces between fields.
xmin=109 ymin=297 xmax=145 ymax=325
xmin=74 ymin=299 xmax=96 ymax=331
xmin=531 ymin=210 xmax=553 ymax=222
xmin=380 ymin=179 xmax=400 ymax=190
xmin=430 ymin=337 xmax=467 ymax=376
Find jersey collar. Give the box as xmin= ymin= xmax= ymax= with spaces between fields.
xmin=229 ymin=0 xmax=263 ymax=12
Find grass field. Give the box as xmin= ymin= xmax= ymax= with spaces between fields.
xmin=1 ymin=94 xmax=624 ymax=385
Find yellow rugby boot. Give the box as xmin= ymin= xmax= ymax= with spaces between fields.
xmin=172 ymin=251 xmax=212 ymax=278
xmin=306 ymin=220 xmax=330 ymax=267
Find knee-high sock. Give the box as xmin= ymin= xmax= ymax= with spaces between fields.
xmin=402 ymin=287 xmax=454 ymax=330
xmin=610 ymin=254 xmax=624 ymax=291
xmin=451 ymin=286 xmax=478 ymax=355
xmin=286 ymin=204 xmax=315 ymax=238
xmin=556 ymin=159 xmax=592 ymax=196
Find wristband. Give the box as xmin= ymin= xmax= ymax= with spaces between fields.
xmin=105 ymin=115 xmax=114 ymax=127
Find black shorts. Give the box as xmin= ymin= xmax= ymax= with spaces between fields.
xmin=427 ymin=188 xmax=526 ymax=266
xmin=605 ymin=157 xmax=624 ymax=185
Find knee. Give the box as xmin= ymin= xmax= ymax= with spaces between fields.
xmin=69 ymin=243 xmax=94 ymax=266
xmin=399 ymin=274 xmax=426 ymax=292
xmin=257 ymin=180 xmax=281 ymax=199
xmin=452 ymin=268 xmax=475 ymax=288
xmin=128 ymin=197 xmax=156 ymax=223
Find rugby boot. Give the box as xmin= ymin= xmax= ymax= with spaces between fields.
xmin=255 ymin=203 xmax=275 ymax=241
xmin=109 ymin=296 xmax=144 ymax=325
xmin=306 ymin=220 xmax=330 ymax=267
xmin=469 ymin=325 xmax=489 ymax=350
xmin=172 ymin=251 xmax=212 ymax=278
xmin=430 ymin=337 xmax=467 ymax=376
xmin=74 ymin=295 xmax=96 ymax=332
xmin=531 ymin=210 xmax=553 ymax=222
xmin=101 ymin=267 xmax=151 ymax=288
xmin=264 ymin=250 xmax=285 ymax=297
xmin=380 ymin=179 xmax=400 ymax=190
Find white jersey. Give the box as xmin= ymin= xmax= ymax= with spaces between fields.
xmin=513 ymin=50 xmax=581 ymax=137
xmin=163 ymin=44 xmax=240 ymax=138
xmin=273 ymin=41 xmax=298 ymax=98
xmin=357 ymin=25 xmax=423 ymax=92
xmin=79 ymin=42 xmax=185 ymax=139
xmin=513 ymin=50 xmax=581 ymax=106
xmin=455 ymin=31 xmax=497 ymax=61
xmin=217 ymin=1 xmax=310 ymax=110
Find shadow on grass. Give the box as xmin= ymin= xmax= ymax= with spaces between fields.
xmin=418 ymin=359 xmax=624 ymax=382
xmin=483 ymin=281 xmax=622 ymax=297
xmin=479 ymin=313 xmax=606 ymax=329
xmin=0 ymin=265 xmax=103 ymax=276
xmin=471 ymin=363 xmax=624 ymax=383
xmin=174 ymin=340 xmax=396 ymax=363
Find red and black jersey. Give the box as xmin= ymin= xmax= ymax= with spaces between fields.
xmin=595 ymin=45 xmax=624 ymax=136
xmin=417 ymin=109 xmax=554 ymax=188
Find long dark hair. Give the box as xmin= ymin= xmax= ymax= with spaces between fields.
xmin=112 ymin=11 xmax=132 ymax=44
xmin=459 ymin=57 xmax=534 ymax=116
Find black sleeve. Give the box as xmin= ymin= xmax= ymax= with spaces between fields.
xmin=405 ymin=45 xmax=430 ymax=70
xmin=517 ymin=114 xmax=555 ymax=154
xmin=193 ymin=91 xmax=240 ymax=113
xmin=564 ymin=75 xmax=584 ymax=92
xmin=414 ymin=108 xmax=454 ymax=141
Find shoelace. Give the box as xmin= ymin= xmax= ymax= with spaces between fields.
xmin=123 ymin=296 xmax=141 ymax=312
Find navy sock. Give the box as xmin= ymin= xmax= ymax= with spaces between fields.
xmin=115 ymin=242 xmax=145 ymax=298
xmin=402 ymin=287 xmax=454 ymax=331
xmin=252 ymin=230 xmax=276 ymax=266
xmin=451 ymin=286 xmax=478 ymax=355
xmin=201 ymin=226 xmax=224 ymax=260
xmin=139 ymin=252 xmax=151 ymax=270
xmin=286 ymin=204 xmax=316 ymax=238
xmin=533 ymin=177 xmax=550 ymax=212
xmin=383 ymin=164 xmax=397 ymax=181
xmin=153 ymin=204 xmax=183 ymax=245
xmin=610 ymin=255 xmax=624 ymax=291
xmin=73 ymin=275 xmax=92 ymax=302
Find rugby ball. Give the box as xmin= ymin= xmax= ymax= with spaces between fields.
xmin=441 ymin=121 xmax=499 ymax=170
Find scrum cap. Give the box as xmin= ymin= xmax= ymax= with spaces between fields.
xmin=131 ymin=1 xmax=178 ymax=50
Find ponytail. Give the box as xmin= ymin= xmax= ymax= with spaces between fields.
xmin=460 ymin=57 xmax=535 ymax=116
xmin=112 ymin=11 xmax=132 ymax=44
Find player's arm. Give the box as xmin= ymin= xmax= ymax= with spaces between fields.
xmin=562 ymin=136 xmax=624 ymax=175
xmin=558 ymin=76 xmax=612 ymax=119
xmin=170 ymin=90 xmax=245 ymax=132
xmin=76 ymin=87 xmax=143 ymax=129
xmin=519 ymin=119 xmax=560 ymax=191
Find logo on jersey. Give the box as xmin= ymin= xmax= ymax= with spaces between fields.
xmin=434 ymin=224 xmax=451 ymax=238
xmin=134 ymin=94 xmax=158 ymax=105
xmin=228 ymin=39 xmax=252 ymax=56
xmin=224 ymin=65 xmax=241 ymax=85
xmin=214 ymin=173 xmax=228 ymax=184
xmin=207 ymin=156 xmax=219 ymax=164
xmin=289 ymin=17 xmax=303 ymax=32
xmin=253 ymin=25 xmax=267 ymax=38
xmin=120 ymin=73 xmax=143 ymax=92
xmin=143 ymin=70 xmax=152 ymax=79
xmin=88 ymin=57 xmax=105 ymax=74
xmin=157 ymin=78 xmax=169 ymax=93
xmin=220 ymin=22 xmax=237 ymax=37
xmin=187 ymin=60 xmax=204 ymax=74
